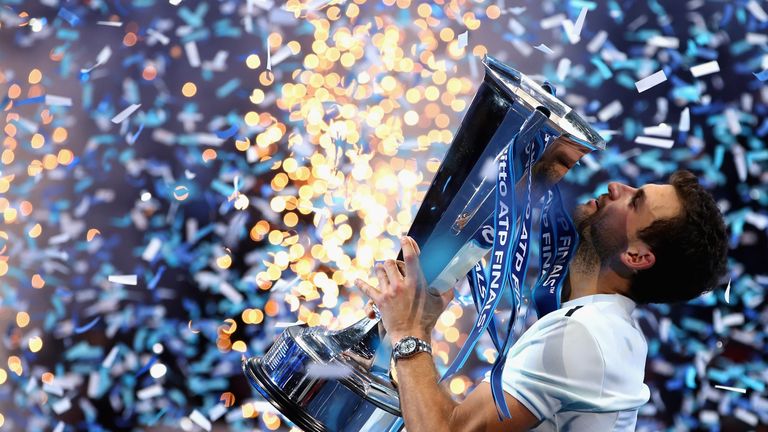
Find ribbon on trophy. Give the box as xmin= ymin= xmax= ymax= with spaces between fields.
xmin=531 ymin=186 xmax=578 ymax=316
xmin=467 ymin=226 xmax=503 ymax=351
xmin=442 ymin=96 xmax=581 ymax=419
xmin=440 ymin=108 xmax=547 ymax=397
xmin=529 ymin=83 xmax=579 ymax=319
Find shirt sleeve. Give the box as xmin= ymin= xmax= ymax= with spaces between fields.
xmin=484 ymin=318 xmax=606 ymax=420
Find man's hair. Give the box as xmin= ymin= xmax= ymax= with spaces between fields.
xmin=629 ymin=170 xmax=728 ymax=304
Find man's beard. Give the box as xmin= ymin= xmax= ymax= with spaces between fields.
xmin=571 ymin=204 xmax=625 ymax=270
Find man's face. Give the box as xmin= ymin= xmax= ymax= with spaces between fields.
xmin=572 ymin=181 xmax=683 ymax=262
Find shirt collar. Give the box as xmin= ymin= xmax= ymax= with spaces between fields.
xmin=561 ymin=293 xmax=637 ymax=316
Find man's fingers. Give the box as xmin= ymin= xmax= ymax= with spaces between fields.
xmin=402 ymin=236 xmax=421 ymax=277
xmin=354 ymin=278 xmax=380 ymax=303
xmin=374 ymin=264 xmax=389 ymax=291
xmin=383 ymin=260 xmax=402 ymax=286
xmin=364 ymin=299 xmax=377 ymax=318
xmin=396 ymin=260 xmax=406 ymax=277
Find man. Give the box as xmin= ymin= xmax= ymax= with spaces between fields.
xmin=355 ymin=170 xmax=728 ymax=431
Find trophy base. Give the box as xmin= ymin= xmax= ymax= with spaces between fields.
xmin=243 ymin=357 xmax=328 ymax=432
xmin=242 ymin=324 xmax=403 ymax=432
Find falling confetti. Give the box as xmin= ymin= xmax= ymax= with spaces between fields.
xmin=0 ymin=1 xmax=765 ymax=431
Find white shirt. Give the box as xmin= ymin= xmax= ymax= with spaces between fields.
xmin=484 ymin=294 xmax=650 ymax=431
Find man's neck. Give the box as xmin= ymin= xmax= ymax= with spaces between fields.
xmin=562 ymin=260 xmax=629 ymax=303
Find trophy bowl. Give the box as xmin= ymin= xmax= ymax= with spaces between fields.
xmin=243 ymin=55 xmax=605 ymax=432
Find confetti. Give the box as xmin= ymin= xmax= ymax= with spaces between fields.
xmin=746 ymin=0 xmax=768 ymax=22
xmin=690 ymin=61 xmax=721 ymax=78
xmin=457 ymin=31 xmax=468 ymax=50
xmin=111 ymin=104 xmax=141 ymax=124
xmin=305 ymin=362 xmax=354 ymax=379
xmin=74 ymin=317 xmax=101 ymax=334
xmin=534 ymin=44 xmax=554 ymax=55
xmin=635 ymin=70 xmax=668 ymax=93
xmin=108 ymin=275 xmax=138 ymax=285
xmin=0 ymin=2 xmax=764 ymax=431
xmin=634 ymin=136 xmax=675 ymax=149
xmin=189 ymin=410 xmax=212 ymax=431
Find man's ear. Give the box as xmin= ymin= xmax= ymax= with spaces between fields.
xmin=620 ymin=242 xmax=656 ymax=272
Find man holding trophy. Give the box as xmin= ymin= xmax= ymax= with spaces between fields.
xmin=356 ymin=168 xmax=728 ymax=431
xmin=243 ymin=56 xmax=728 ymax=432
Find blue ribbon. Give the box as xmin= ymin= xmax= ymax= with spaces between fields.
xmin=467 ymin=224 xmax=503 ymax=351
xmin=489 ymin=112 xmax=544 ymax=419
xmin=532 ymin=187 xmax=578 ymax=317
xmin=441 ymin=110 xmax=547 ymax=399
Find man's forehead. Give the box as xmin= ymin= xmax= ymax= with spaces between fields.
xmin=641 ymin=183 xmax=681 ymax=220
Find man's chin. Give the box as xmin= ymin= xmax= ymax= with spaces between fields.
xmin=572 ymin=204 xmax=596 ymax=233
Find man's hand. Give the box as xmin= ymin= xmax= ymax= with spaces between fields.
xmin=355 ymin=236 xmax=454 ymax=345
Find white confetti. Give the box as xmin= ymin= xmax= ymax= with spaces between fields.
xmin=745 ymin=211 xmax=768 ymax=230
xmin=643 ymin=123 xmax=673 ymax=137
xmin=556 ymin=58 xmax=571 ymax=82
xmin=43 ymin=382 xmax=65 ymax=397
xmin=534 ymin=43 xmax=554 ymax=55
xmin=142 ymin=237 xmax=162 ymax=262
xmin=733 ymin=145 xmax=747 ymax=181
xmin=721 ymin=313 xmax=745 ymax=327
xmin=586 ymin=30 xmax=607 ymax=53
xmin=111 ymin=104 xmax=141 ymax=124
xmin=80 ymin=46 xmax=112 ymax=73
xmin=185 ymin=41 xmax=201 ymax=67
xmin=209 ymin=404 xmax=227 ymax=421
xmin=724 ymin=108 xmax=742 ymax=135
xmin=679 ymin=107 xmax=691 ymax=132
xmin=635 ymin=69 xmax=668 ymax=93
xmin=274 ymin=320 xmax=305 ymax=328
xmin=137 ymin=384 xmax=164 ymax=400
xmin=634 ymin=136 xmax=674 ymax=148
xmin=305 ymin=362 xmax=354 ymax=379
xmin=52 ymin=397 xmax=72 ymax=414
xmin=690 ymin=60 xmax=720 ymax=78
xmin=457 ymin=31 xmax=468 ymax=50
xmin=102 ymin=346 xmax=119 ymax=368
xmin=147 ymin=28 xmax=170 ymax=45
xmin=45 ymin=95 xmax=73 ymax=106
xmin=189 ymin=409 xmax=212 ymax=431
xmin=250 ymin=400 xmax=280 ymax=414
xmin=219 ymin=281 xmax=244 ymax=304
xmin=108 ymin=274 xmax=138 ymax=285
xmin=507 ymin=18 xmax=525 ymax=36
xmin=96 ymin=21 xmax=123 ymax=27
xmin=597 ymin=100 xmax=623 ymax=122
xmin=511 ymin=39 xmax=532 ymax=57
xmin=562 ymin=7 xmax=588 ymax=44
xmin=746 ymin=32 xmax=768 ymax=45
xmin=647 ymin=35 xmax=680 ymax=49
xmin=734 ymin=407 xmax=759 ymax=426
xmin=540 ymin=13 xmax=566 ymax=30
xmin=724 ymin=278 xmax=731 ymax=303
xmin=747 ymin=0 xmax=768 ymax=22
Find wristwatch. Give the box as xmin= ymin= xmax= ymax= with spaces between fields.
xmin=392 ymin=336 xmax=432 ymax=363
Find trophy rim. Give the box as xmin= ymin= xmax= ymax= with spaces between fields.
xmin=481 ymin=54 xmax=606 ymax=151
xmin=242 ymin=356 xmax=329 ymax=432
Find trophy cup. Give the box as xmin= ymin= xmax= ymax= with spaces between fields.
xmin=243 ymin=55 xmax=605 ymax=432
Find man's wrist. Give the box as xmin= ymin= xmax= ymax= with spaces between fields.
xmin=390 ymin=330 xmax=431 ymax=347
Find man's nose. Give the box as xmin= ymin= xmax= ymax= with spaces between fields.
xmin=607 ymin=182 xmax=637 ymax=200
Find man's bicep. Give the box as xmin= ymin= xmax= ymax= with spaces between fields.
xmin=450 ymin=382 xmax=540 ymax=432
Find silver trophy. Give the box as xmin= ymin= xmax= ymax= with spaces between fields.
xmin=243 ymin=55 xmax=605 ymax=432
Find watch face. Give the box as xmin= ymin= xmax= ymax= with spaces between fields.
xmin=400 ymin=338 xmax=417 ymax=355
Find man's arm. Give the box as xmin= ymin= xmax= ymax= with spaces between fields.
xmin=392 ymin=346 xmax=539 ymax=432
xmin=354 ymin=236 xmax=539 ymax=432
